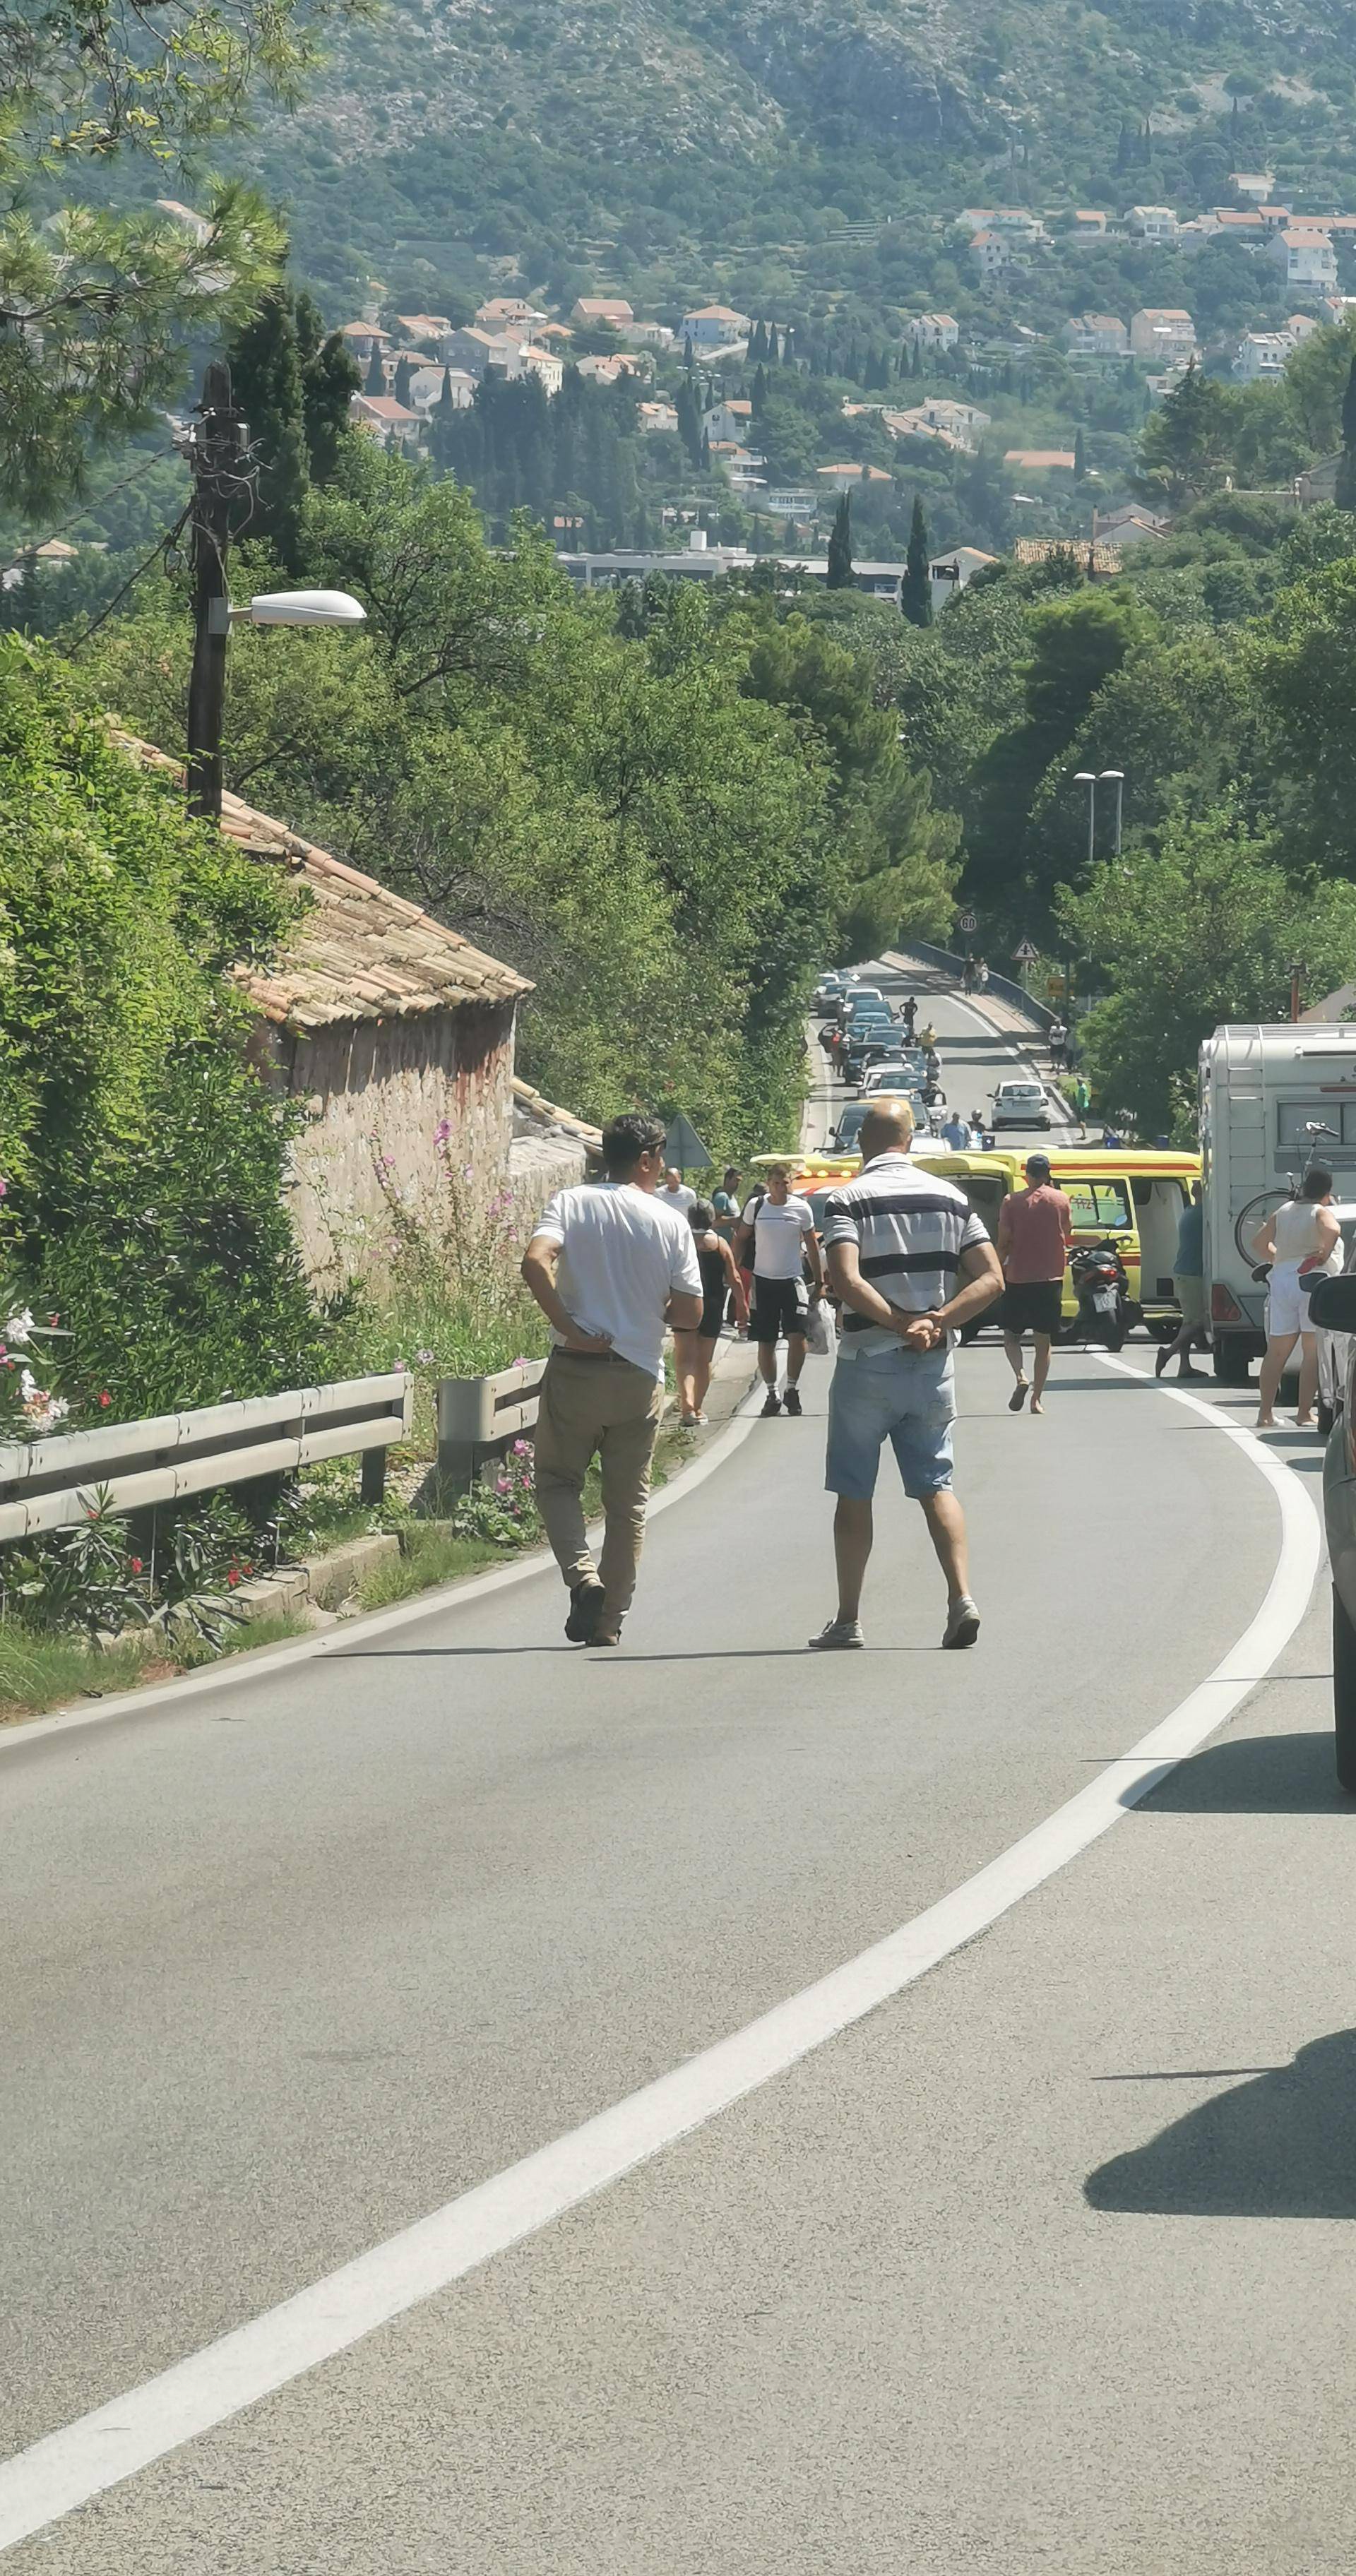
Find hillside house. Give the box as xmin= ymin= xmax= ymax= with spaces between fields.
xmin=349 ymin=393 xmax=424 ymax=448
xmin=570 ymin=296 xmax=634 ymax=329
xmin=475 ymin=297 xmax=544 ymax=330
xmin=1290 ymin=312 xmax=1322 ymax=341
xmin=1230 ymin=171 xmax=1275 ymax=202
xmin=970 ymin=231 xmax=1010 ymax=278
xmin=1297 ymin=452 xmax=1342 ymax=505
xmin=1129 ymin=307 xmax=1196 ymax=361
xmin=573 ymin=351 xmax=646 ymax=383
xmin=1208 ymin=210 xmax=1263 ymax=237
xmin=1071 ymin=210 xmax=1108 ymax=235
xmin=638 ymin=400 xmax=679 ymax=435
xmin=1126 ymin=205 xmax=1179 ymax=242
xmin=702 ymin=398 xmax=754 ymax=441
xmin=396 ymin=313 xmax=452 ymax=348
xmin=1257 ymin=203 xmax=1295 ymax=232
xmin=1063 ymin=313 xmax=1129 ymax=356
xmin=338 ymin=321 xmax=389 ymax=362
xmin=929 ymin=544 xmax=997 ymax=614
xmin=521 ymin=347 xmax=564 ymax=395
xmin=712 ymin=443 xmax=768 ymax=488
xmin=621 ymin=321 xmax=674 ymax=350
xmin=420 ymin=368 xmax=476 ymax=414
xmin=1271 ymin=227 xmax=1338 ymax=289
xmin=1093 ymin=503 xmax=1170 ymax=547
xmin=884 ymin=407 xmax=966 ymax=453
xmin=1234 ymin=329 xmax=1294 ymax=381
xmin=682 ymin=303 xmax=751 ymax=347
xmin=816 ymin=463 xmax=892 ymax=486
xmin=906 ymin=313 xmax=960 ymax=350
xmin=446 ymin=324 xmax=524 ymax=379
xmin=912 ymin=396 xmax=989 ymax=447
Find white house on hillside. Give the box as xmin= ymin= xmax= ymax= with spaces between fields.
xmin=1234 ymin=329 xmax=1294 ymax=382
xmin=928 ymin=545 xmax=996 ymax=616
xmin=1063 ymin=313 xmax=1129 ymax=357
xmin=570 ymin=296 xmax=634 ymax=329
xmin=702 ymin=398 xmax=754 ymax=443
xmin=1270 ymin=227 xmax=1338 ymax=289
xmin=1230 ymin=170 xmax=1274 ymax=202
xmin=682 ymin=302 xmax=751 ymax=347
xmin=906 ymin=313 xmax=960 ymax=350
xmin=1126 ymin=205 xmax=1179 ymax=242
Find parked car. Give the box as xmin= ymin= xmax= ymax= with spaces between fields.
xmin=860 ymin=1059 xmax=918 ymax=1094
xmin=831 ymin=1091 xmax=930 ymax=1152
xmin=1310 ymin=1268 xmax=1356 ymax=1787
xmin=990 ymin=1078 xmax=1051 ymax=1132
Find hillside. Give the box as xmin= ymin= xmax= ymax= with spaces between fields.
xmin=225 ymin=0 xmax=1356 ymax=316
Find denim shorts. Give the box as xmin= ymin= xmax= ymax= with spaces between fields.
xmin=825 ymin=1344 xmax=956 ymax=1501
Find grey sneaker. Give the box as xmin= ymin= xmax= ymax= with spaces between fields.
xmin=809 ymin=1616 xmax=865 ymax=1650
xmin=943 ymin=1595 xmax=981 ymax=1650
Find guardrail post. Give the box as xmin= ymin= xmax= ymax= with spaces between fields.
xmin=360 ymin=1448 xmax=387 ymax=1508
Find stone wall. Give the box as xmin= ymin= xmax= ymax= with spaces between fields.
xmin=270 ymin=1001 xmax=516 ymax=1286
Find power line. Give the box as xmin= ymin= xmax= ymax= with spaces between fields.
xmin=1 ymin=446 xmax=180 ymax=576
xmin=64 ymin=502 xmax=193 ymax=655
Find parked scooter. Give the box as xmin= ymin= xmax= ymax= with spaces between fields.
xmin=1069 ymin=1238 xmax=1131 ymax=1350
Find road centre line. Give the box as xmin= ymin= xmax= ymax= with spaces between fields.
xmin=0 ymin=1372 xmax=1321 ymax=2553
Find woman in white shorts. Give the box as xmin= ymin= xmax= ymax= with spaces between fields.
xmin=1251 ymin=1167 xmax=1341 ymax=1429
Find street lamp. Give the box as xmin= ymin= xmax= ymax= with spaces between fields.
xmin=1100 ymin=767 xmax=1124 ymax=857
xmin=184 ymin=361 xmax=367 ymax=821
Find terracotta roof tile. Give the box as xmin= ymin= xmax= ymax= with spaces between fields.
xmin=112 ymin=732 xmax=531 ymax=1025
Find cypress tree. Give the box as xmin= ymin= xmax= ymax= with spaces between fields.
xmin=364 ymin=341 xmax=386 ymax=395
xmin=393 ymin=355 xmax=415 ymax=407
xmin=297 ymin=297 xmax=361 ymax=484
xmin=700 ymin=426 xmax=710 ymax=470
xmin=901 ymin=494 xmax=932 ymax=626
xmin=751 ymin=362 xmax=768 ymax=416
xmin=1074 ymin=425 xmax=1087 ymax=482
xmin=749 ymin=319 xmax=768 ymax=362
xmin=767 ymin=323 xmax=780 ymax=364
xmin=826 ymin=491 xmax=854 ymax=588
xmin=225 ymin=284 xmax=310 ymax=571
xmin=1336 ymin=353 xmax=1356 ymax=511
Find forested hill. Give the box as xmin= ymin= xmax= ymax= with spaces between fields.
xmin=233 ymin=0 xmax=1356 ymax=314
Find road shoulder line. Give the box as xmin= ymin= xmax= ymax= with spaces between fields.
xmin=0 ymin=1372 xmax=1321 ymax=2555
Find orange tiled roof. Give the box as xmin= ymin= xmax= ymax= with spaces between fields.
xmin=112 ymin=734 xmax=531 ymax=1027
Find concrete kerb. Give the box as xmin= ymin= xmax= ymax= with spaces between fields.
xmin=0 ymin=1348 xmax=762 ymax=1756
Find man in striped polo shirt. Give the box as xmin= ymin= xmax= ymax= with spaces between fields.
xmin=811 ymin=1103 xmax=1003 ymax=1652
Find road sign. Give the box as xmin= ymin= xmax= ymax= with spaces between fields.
xmin=959 ymin=910 xmax=977 ymax=935
xmin=665 ymin=1111 xmax=711 ymax=1172
xmin=1013 ymin=939 xmax=1040 ymax=963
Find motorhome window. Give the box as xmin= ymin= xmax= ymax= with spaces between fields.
xmin=1064 ymin=1179 xmax=1131 ymax=1229
xmin=1277 ymin=1102 xmax=1340 ymax=1147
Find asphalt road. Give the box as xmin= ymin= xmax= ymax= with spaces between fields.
xmin=1 ymin=988 xmax=1349 ymax=2572
xmin=804 ymin=955 xmax=1067 ymax=1159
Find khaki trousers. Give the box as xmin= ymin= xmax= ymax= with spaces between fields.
xmin=534 ymin=1351 xmax=663 ymax=1619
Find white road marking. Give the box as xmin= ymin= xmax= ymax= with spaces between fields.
xmin=0 ymin=1377 xmax=766 ymax=1760
xmin=0 ymin=1373 xmax=1321 ymax=2553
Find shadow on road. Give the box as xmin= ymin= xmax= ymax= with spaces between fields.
xmin=1086 ymin=2029 xmax=1356 ymax=2216
xmin=1132 ymin=1729 xmax=1345 ymax=1815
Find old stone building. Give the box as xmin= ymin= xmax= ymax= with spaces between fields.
xmin=214 ymin=785 xmax=531 ymax=1285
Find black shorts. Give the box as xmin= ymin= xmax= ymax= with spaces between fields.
xmin=751 ymin=1276 xmax=809 ymax=1344
xmin=698 ymin=1293 xmax=726 ymax=1340
xmin=1002 ymin=1280 xmax=1063 ymax=1338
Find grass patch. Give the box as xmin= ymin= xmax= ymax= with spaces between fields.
xmin=0 ymin=1626 xmax=167 ymax=1721
xmin=175 ymin=1605 xmax=314 ymax=1668
xmin=357 ymin=1527 xmax=504 ymax=1609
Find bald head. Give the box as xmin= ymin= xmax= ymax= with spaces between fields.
xmin=860 ymin=1103 xmax=914 ymax=1159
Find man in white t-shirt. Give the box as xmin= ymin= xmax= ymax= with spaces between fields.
xmin=733 ymin=1162 xmax=826 ymax=1418
xmin=661 ymin=1169 xmax=697 ymax=1213
xmin=523 ymin=1115 xmax=703 ymax=1647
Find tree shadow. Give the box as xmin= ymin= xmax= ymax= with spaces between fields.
xmin=1086 ymin=2029 xmax=1356 ymax=2217
xmin=1132 ymin=1729 xmax=1345 ymax=1815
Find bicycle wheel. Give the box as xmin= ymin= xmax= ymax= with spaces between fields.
xmin=1233 ymin=1187 xmax=1287 ymax=1270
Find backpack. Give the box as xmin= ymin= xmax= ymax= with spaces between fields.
xmin=739 ymin=1186 xmax=766 ymax=1265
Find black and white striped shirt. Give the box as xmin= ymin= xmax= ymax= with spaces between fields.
xmin=820 ymin=1152 xmax=989 ymax=1354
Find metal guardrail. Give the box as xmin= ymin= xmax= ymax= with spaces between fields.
xmin=0 ymin=1373 xmax=413 ymax=1541
xmin=436 ymin=1359 xmax=547 ymax=1491
xmin=891 ymin=941 xmax=1058 ymax=1032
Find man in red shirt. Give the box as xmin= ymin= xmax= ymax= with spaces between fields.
xmin=996 ymin=1153 xmax=1072 ymax=1416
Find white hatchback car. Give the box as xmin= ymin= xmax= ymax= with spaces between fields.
xmin=991 ymin=1078 xmax=1051 ymax=1132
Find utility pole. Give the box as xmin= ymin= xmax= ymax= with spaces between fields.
xmin=186 ymin=361 xmax=250 ymax=821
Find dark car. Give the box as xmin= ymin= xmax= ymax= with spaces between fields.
xmin=1311 ymin=1268 xmax=1356 ymax=1789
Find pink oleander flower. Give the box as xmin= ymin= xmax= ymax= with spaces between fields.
xmin=433 ymin=1119 xmax=451 ymax=1145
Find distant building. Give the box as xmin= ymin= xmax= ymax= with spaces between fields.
xmin=338 ymin=321 xmax=390 ymax=362
xmin=692 ymin=338 xmax=749 ymax=367
xmin=1297 ymin=451 xmax=1342 ymax=506
xmin=1125 ymin=205 xmax=1179 ymax=243
xmin=573 ymin=351 xmax=646 ymax=384
xmin=620 ymin=321 xmax=674 ymax=351
xmin=1208 ymin=210 xmax=1263 ymax=235
xmin=1071 ymin=210 xmax=1108 ymax=235
xmin=1271 ymin=227 xmax=1338 ymax=288
xmin=1062 ymin=312 xmax=1129 ymax=357
xmin=906 ymin=312 xmax=960 ymax=350
xmin=569 ymin=296 xmax=634 ymax=329
xmin=1256 ymin=203 xmax=1295 ymax=232
xmin=475 ymin=297 xmax=544 ymax=330
xmin=1093 ymin=504 xmax=1170 ymax=547
xmin=681 ymin=302 xmax=752 ymax=347
xmin=349 ymin=392 xmax=424 ymax=448
xmin=521 ymin=347 xmax=564 ymax=395
xmin=637 ymin=399 xmax=679 ymax=435
xmin=446 ymin=325 xmax=525 ymax=379
xmin=1129 ymin=306 xmax=1197 ymax=362
xmin=554 ymin=530 xmax=910 ymax=598
xmin=1230 ymin=171 xmax=1275 ymax=202
xmin=1234 ymin=329 xmax=1294 ymax=382
xmin=396 ymin=312 xmax=453 ymax=345
xmin=816 ymin=463 xmax=893 ymax=485
xmin=970 ymin=230 xmax=1010 ymax=278
xmin=702 ymin=398 xmax=754 ymax=442
xmin=928 ymin=545 xmax=997 ymax=615
xmin=1015 ymin=537 xmax=1124 ymax=575
xmin=1289 ymin=311 xmax=1323 ymax=340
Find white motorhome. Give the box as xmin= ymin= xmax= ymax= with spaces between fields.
xmin=1200 ymin=1022 xmax=1356 ymax=1381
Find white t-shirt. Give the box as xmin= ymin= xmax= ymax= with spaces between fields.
xmin=743 ymin=1191 xmax=815 ymax=1281
xmin=534 ymin=1181 xmax=703 ymax=1379
xmin=661 ymin=1182 xmax=697 ymax=1213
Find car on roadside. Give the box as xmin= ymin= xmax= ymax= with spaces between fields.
xmin=1309 ymin=1267 xmax=1356 ymax=1789
xmin=813 ymin=972 xmax=853 ymax=1016
xmin=990 ymin=1078 xmax=1051 ymax=1132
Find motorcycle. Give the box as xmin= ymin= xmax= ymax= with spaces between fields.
xmin=1069 ymin=1239 xmax=1131 ymax=1351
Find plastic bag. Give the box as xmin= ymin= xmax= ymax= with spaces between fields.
xmin=803 ymin=1296 xmax=834 ymax=1358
